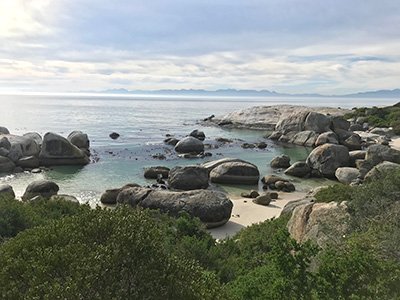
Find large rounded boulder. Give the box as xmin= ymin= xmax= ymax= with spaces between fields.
xmin=304 ymin=112 xmax=331 ymax=133
xmin=270 ymin=155 xmax=291 ymax=168
xmin=174 ymin=136 xmax=204 ymax=154
xmin=284 ymin=161 xmax=311 ymax=178
xmin=140 ymin=190 xmax=233 ymax=228
xmin=364 ymin=161 xmax=400 ymax=181
xmin=168 ymin=166 xmax=209 ymax=190
xmin=306 ymin=144 xmax=350 ymax=177
xmin=365 ymin=144 xmax=400 ymax=167
xmin=335 ymin=167 xmax=360 ymax=184
xmin=39 ymin=132 xmax=90 ymax=166
xmin=22 ymin=180 xmax=59 ymax=201
xmin=210 ymin=161 xmax=260 ymax=185
xmin=68 ymin=131 xmax=90 ymax=150
xmin=4 ymin=134 xmax=40 ymax=157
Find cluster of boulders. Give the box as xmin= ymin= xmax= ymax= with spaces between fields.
xmin=163 ymin=129 xmax=212 ymax=158
xmin=0 ymin=127 xmax=91 ymax=175
xmin=0 ymin=180 xmax=78 ymax=203
xmin=269 ymin=143 xmax=400 ymax=185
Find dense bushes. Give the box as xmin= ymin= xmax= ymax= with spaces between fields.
xmin=0 ymin=170 xmax=399 ymax=299
xmin=345 ymin=102 xmax=400 ymax=134
xmin=0 ymin=208 xmax=225 ymax=299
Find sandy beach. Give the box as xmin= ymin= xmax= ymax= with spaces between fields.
xmin=209 ymin=191 xmax=307 ymax=239
xmin=390 ymin=137 xmax=400 ymax=150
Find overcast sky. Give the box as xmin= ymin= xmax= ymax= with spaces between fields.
xmin=1 ymin=0 xmax=399 ymax=94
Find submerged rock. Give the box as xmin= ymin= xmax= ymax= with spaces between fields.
xmin=109 ymin=132 xmax=120 ymax=140
xmin=270 ymin=155 xmax=291 ymax=168
xmin=144 ymin=166 xmax=170 ymax=179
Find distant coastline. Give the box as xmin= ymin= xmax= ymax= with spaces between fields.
xmin=93 ymin=88 xmax=400 ymax=98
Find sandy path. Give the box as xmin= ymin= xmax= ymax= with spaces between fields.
xmin=208 ymin=191 xmax=307 ymax=239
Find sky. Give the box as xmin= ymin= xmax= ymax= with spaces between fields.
xmin=0 ymin=0 xmax=400 ymax=95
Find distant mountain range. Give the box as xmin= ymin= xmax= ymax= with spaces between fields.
xmin=96 ymin=88 xmax=400 ymax=98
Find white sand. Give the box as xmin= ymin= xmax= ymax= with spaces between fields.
xmin=208 ymin=191 xmax=307 ymax=239
xmin=390 ymin=137 xmax=400 ymax=151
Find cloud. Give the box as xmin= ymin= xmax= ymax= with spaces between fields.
xmin=0 ymin=0 xmax=400 ymax=94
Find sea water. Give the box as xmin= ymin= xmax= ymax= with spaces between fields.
xmin=0 ymin=94 xmax=395 ymax=205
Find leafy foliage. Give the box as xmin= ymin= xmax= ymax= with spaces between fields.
xmin=0 ymin=208 xmax=225 ymax=300
xmin=314 ymin=184 xmax=354 ymax=203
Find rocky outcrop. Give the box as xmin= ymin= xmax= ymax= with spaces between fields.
xmin=174 ymin=136 xmax=204 ymax=154
xmin=364 ymin=161 xmax=400 ymax=181
xmin=284 ymin=161 xmax=311 ymax=178
xmin=335 ymin=167 xmax=360 ymax=184
xmin=0 ymin=184 xmax=15 ymax=199
xmin=210 ymin=161 xmax=260 ymax=185
xmin=306 ymin=144 xmax=350 ymax=177
xmin=289 ymin=131 xmax=319 ymax=147
xmin=22 ymin=180 xmax=60 ymax=201
xmin=23 ymin=132 xmax=42 ymax=146
xmin=144 ymin=166 xmax=170 ymax=179
xmin=140 ymin=190 xmax=233 ymax=228
xmin=168 ymin=166 xmax=209 ymax=190
xmin=270 ymin=155 xmax=291 ymax=168
xmin=39 ymin=132 xmax=90 ymax=166
xmin=211 ymin=105 xmax=349 ymax=130
xmin=287 ymin=201 xmax=351 ymax=248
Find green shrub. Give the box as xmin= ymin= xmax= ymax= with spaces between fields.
xmin=314 ymin=184 xmax=354 ymax=203
xmin=0 ymin=208 xmax=226 ymax=300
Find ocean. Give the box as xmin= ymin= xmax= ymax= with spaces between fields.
xmin=0 ymin=94 xmax=396 ymax=205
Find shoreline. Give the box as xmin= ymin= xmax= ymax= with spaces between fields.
xmin=209 ymin=191 xmax=308 ymax=239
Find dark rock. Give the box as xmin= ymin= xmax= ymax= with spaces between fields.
xmin=39 ymin=132 xmax=90 ymax=166
xmin=241 ymin=143 xmax=256 ymax=149
xmin=174 ymin=136 xmax=204 ymax=154
xmin=203 ymin=114 xmax=215 ymax=122
xmin=265 ymin=191 xmax=279 ymax=199
xmin=257 ymin=142 xmax=268 ymax=149
xmin=284 ymin=161 xmax=311 ymax=178
xmin=0 ymin=156 xmax=16 ymax=173
xmin=189 ymin=129 xmax=206 ymax=141
xmin=210 ymin=161 xmax=260 ymax=185
xmin=17 ymin=156 xmax=40 ymax=168
xmin=261 ymin=175 xmax=288 ymax=185
xmin=140 ymin=189 xmax=233 ymax=228
xmin=252 ymin=194 xmax=272 ymax=206
xmin=168 ymin=166 xmax=209 ymax=190
xmin=109 ymin=132 xmax=120 ymax=140
xmin=0 ymin=184 xmax=15 ymax=199
xmin=270 ymin=155 xmax=291 ymax=168
xmin=331 ymin=116 xmax=350 ymax=132
xmin=164 ymin=137 xmax=180 ymax=146
xmin=215 ymin=137 xmax=233 ymax=143
xmin=306 ymin=144 xmax=350 ymax=177
xmin=268 ymin=131 xmax=282 ymax=140
xmin=116 ymin=186 xmax=152 ymax=206
xmin=240 ymin=190 xmax=260 ymax=198
xmin=342 ymin=133 xmax=362 ymax=150
xmin=365 ymin=144 xmax=400 ymax=166
xmin=304 ymin=112 xmax=331 ymax=133
xmin=22 ymin=180 xmax=59 ymax=201
xmin=201 ymin=158 xmax=250 ymax=174
xmin=290 ymin=130 xmax=318 ymax=147
xmin=349 ymin=124 xmax=364 ymax=132
xmin=315 ymin=132 xmax=339 ymax=146
xmin=0 ymin=127 xmax=10 ymax=134
xmin=68 ymin=131 xmax=90 ymax=150
xmin=50 ymin=194 xmax=79 ymax=203
xmin=0 ymin=137 xmax=11 ymax=150
xmin=144 ymin=166 xmax=170 ymax=179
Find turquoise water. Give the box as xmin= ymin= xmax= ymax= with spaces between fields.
xmin=0 ymin=94 xmax=394 ymax=204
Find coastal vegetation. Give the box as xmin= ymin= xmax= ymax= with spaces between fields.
xmin=1 ymin=170 xmax=399 ymax=299
xmin=346 ymin=102 xmax=400 ymax=134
